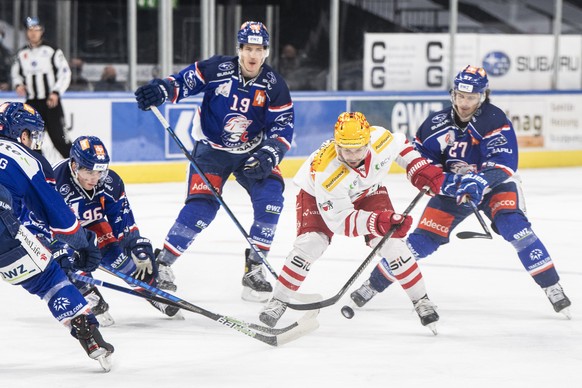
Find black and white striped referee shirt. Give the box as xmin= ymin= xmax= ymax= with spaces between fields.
xmin=11 ymin=41 xmax=71 ymax=99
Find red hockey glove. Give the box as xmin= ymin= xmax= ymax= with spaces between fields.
xmin=406 ymin=157 xmax=445 ymax=196
xmin=367 ymin=210 xmax=413 ymax=238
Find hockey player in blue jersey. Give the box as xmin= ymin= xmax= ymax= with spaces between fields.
xmin=135 ymin=21 xmax=294 ymax=302
xmin=350 ymin=65 xmax=572 ymax=319
xmin=52 ymin=136 xmax=181 ymax=323
xmin=0 ymin=102 xmax=114 ymax=371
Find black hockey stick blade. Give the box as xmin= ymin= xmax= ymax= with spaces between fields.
xmin=286 ymin=188 xmax=429 ymax=311
xmin=92 ymin=266 xmax=319 ymax=346
xmin=456 ymin=231 xmax=492 ymax=239
xmin=455 ymin=200 xmax=493 ymax=240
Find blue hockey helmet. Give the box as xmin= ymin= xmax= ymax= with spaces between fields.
xmin=70 ymin=136 xmax=110 ymax=182
xmin=0 ymin=102 xmax=45 ymax=150
xmin=237 ymin=21 xmax=270 ymax=47
xmin=453 ymin=65 xmax=489 ymax=94
xmin=25 ymin=16 xmax=44 ymax=31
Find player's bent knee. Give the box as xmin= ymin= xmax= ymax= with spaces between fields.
xmin=493 ymin=212 xmax=530 ymax=242
xmin=292 ymin=232 xmax=329 ymax=263
xmin=406 ymin=232 xmax=440 ymax=259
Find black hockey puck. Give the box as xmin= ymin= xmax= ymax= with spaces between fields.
xmin=341 ymin=305 xmax=355 ymax=319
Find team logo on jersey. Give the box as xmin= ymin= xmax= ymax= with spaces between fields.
xmin=218 ymin=62 xmax=235 ymax=72
xmin=266 ymin=72 xmax=277 ymax=84
xmin=252 ymin=90 xmax=266 ymax=107
xmin=431 ymin=113 xmax=448 ymax=124
xmin=319 ymin=200 xmax=334 ymax=212
xmin=59 ymin=184 xmax=71 ymax=195
xmin=184 ymin=70 xmax=196 ymax=89
xmin=53 ymin=297 xmax=71 ymax=311
xmin=274 ymin=112 xmax=293 ymax=128
xmin=222 ymin=113 xmax=252 ymax=147
xmin=216 ymin=80 xmax=232 ymax=97
xmin=487 ymin=135 xmax=508 ymax=148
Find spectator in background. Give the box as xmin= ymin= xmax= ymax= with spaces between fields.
xmin=94 ymin=65 xmax=126 ymax=92
xmin=278 ymin=44 xmax=299 ymax=77
xmin=0 ymin=26 xmax=12 ymax=91
xmin=68 ymin=58 xmax=92 ymax=92
xmin=11 ymin=16 xmax=72 ymax=158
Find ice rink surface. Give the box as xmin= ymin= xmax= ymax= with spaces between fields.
xmin=1 ymin=167 xmax=580 ymax=388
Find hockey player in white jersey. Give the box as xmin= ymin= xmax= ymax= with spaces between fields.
xmin=259 ymin=112 xmax=446 ymax=333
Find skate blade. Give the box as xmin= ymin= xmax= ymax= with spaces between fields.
xmin=96 ymin=312 xmax=115 ymax=327
xmin=170 ymin=310 xmax=185 ymax=320
xmin=559 ymin=307 xmax=572 ymax=320
xmin=96 ymin=353 xmax=113 ymax=372
xmin=426 ymin=322 xmax=438 ymax=336
xmin=241 ymin=287 xmax=270 ymax=303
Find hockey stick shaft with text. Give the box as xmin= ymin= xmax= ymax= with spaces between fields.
xmin=149 ymin=106 xmax=279 ymax=280
xmin=286 ymin=188 xmax=429 ymax=311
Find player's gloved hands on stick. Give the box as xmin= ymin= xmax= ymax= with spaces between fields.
xmin=368 ymin=210 xmax=413 ymax=238
xmin=455 ymin=172 xmax=488 ymax=206
xmin=135 ymin=78 xmax=174 ymax=111
xmin=440 ymin=172 xmax=462 ymax=197
xmin=129 ymin=237 xmax=154 ymax=280
xmin=74 ymin=230 xmax=102 ymax=272
xmin=53 ymin=247 xmax=75 ymax=273
xmin=406 ymin=157 xmax=444 ymax=196
xmin=243 ymin=140 xmax=285 ymax=180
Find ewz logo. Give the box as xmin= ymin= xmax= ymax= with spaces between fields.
xmin=482 ymin=51 xmax=511 ymax=76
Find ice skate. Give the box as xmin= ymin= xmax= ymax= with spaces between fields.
xmin=544 ymin=282 xmax=572 ymax=319
xmin=154 ymin=249 xmax=177 ymax=292
xmin=147 ymin=299 xmax=184 ymax=319
xmin=350 ymin=280 xmax=379 ymax=307
xmin=71 ymin=314 xmax=114 ymax=372
xmin=241 ymin=249 xmax=272 ymax=303
xmin=259 ymin=298 xmax=288 ymax=328
xmin=413 ymin=295 xmax=439 ymax=335
xmin=83 ymin=286 xmax=115 ymax=327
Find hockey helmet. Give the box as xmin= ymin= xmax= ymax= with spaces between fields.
xmin=0 ymin=102 xmax=45 ymax=150
xmin=453 ymin=65 xmax=489 ymax=94
xmin=334 ymin=112 xmax=371 ymax=149
xmin=70 ymin=136 xmax=110 ymax=175
xmin=237 ymin=21 xmax=270 ymax=47
xmin=25 ymin=16 xmax=44 ymax=31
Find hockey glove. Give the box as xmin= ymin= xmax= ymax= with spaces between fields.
xmin=74 ymin=230 xmax=103 ymax=272
xmin=455 ymin=172 xmax=489 ymax=206
xmin=135 ymin=78 xmax=174 ymax=111
xmin=128 ymin=237 xmax=154 ymax=280
xmin=243 ymin=139 xmax=286 ymax=180
xmin=406 ymin=157 xmax=444 ymax=196
xmin=53 ymin=246 xmax=75 ymax=273
xmin=367 ymin=210 xmax=413 ymax=239
xmin=440 ymin=172 xmax=462 ymax=197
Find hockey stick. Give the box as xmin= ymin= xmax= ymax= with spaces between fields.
xmin=455 ymin=200 xmax=493 ymax=240
xmin=149 ymin=106 xmax=279 ymax=280
xmin=286 ymin=187 xmax=429 ymax=311
xmin=72 ymin=269 xmax=319 ymax=346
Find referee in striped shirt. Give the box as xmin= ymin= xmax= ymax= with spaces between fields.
xmin=11 ymin=17 xmax=72 ymax=158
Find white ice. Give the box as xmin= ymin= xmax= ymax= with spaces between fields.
xmin=1 ymin=167 xmax=581 ymax=388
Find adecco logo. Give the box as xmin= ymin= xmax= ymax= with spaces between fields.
xmin=482 ymin=51 xmax=511 ymax=76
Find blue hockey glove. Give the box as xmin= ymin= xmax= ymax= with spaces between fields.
xmin=128 ymin=237 xmax=154 ymax=280
xmin=135 ymin=78 xmax=174 ymax=111
xmin=74 ymin=230 xmax=102 ymax=272
xmin=440 ymin=173 xmax=462 ymax=197
xmin=243 ymin=140 xmax=285 ymax=180
xmin=455 ymin=172 xmax=488 ymax=206
xmin=53 ymin=246 xmax=75 ymax=273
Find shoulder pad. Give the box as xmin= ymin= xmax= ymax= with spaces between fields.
xmin=311 ymin=140 xmax=336 ymax=173
xmin=371 ymin=128 xmax=393 ymax=153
